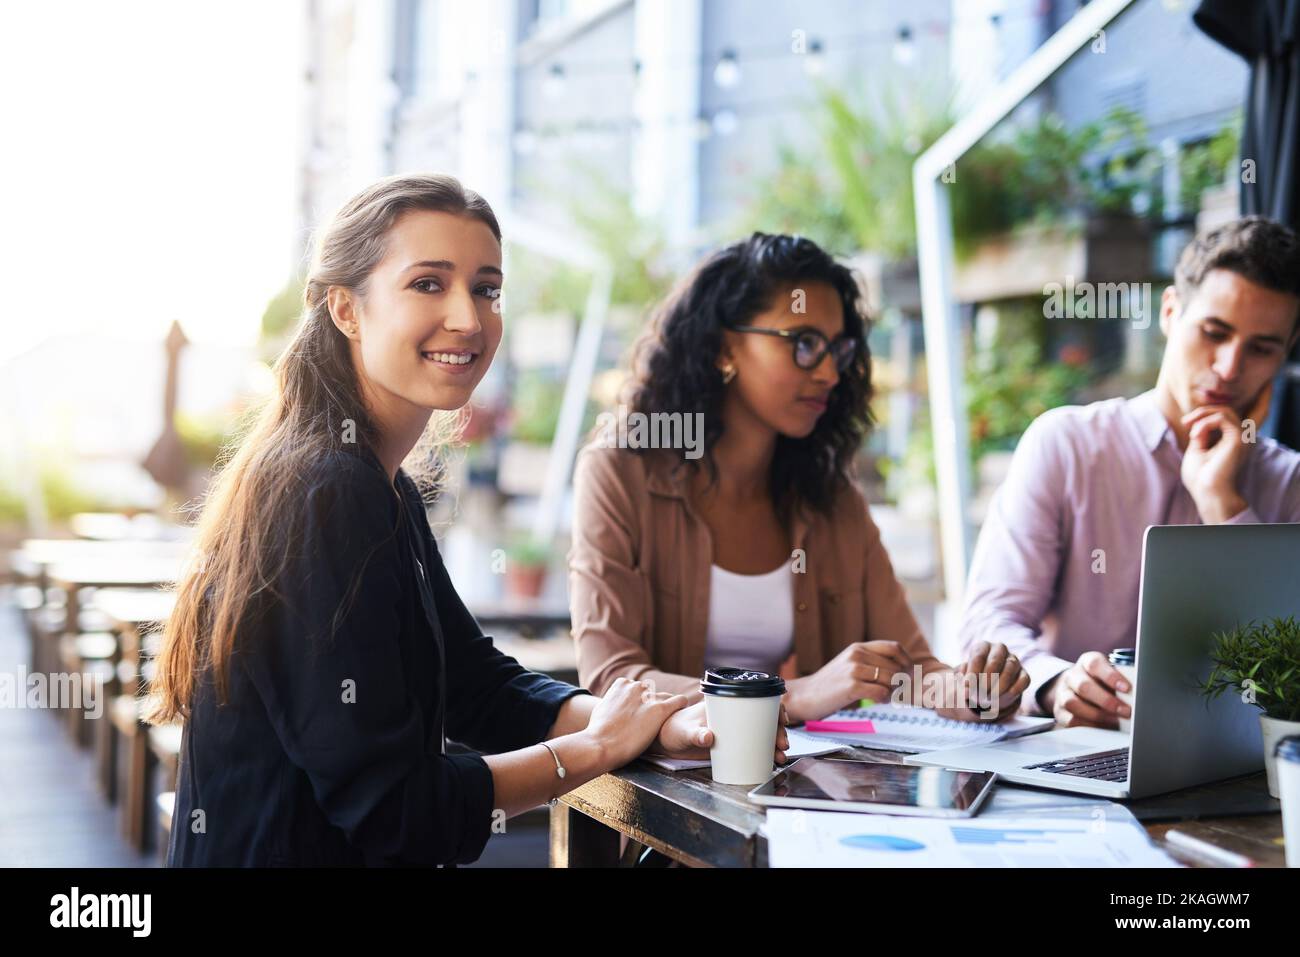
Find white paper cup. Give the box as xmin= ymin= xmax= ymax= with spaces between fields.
xmin=700 ymin=668 xmax=785 ymax=786
xmin=1108 ymin=649 xmax=1136 ymax=734
xmin=1277 ymin=736 xmax=1300 ymax=868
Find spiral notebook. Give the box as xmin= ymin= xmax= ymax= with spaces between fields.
xmin=801 ymin=704 xmax=1055 ymax=754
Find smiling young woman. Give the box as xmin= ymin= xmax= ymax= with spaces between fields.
xmin=145 ymin=173 xmax=783 ymax=867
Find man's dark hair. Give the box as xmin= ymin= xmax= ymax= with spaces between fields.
xmin=1175 ymin=216 xmax=1300 ymax=332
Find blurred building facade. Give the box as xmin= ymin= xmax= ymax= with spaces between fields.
xmin=298 ymin=0 xmax=966 ymax=248
xmin=297 ymin=0 xmax=1245 ymax=277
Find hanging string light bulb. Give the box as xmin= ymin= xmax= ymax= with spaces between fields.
xmin=713 ymin=49 xmax=741 ymax=88
xmin=543 ymin=62 xmax=567 ymax=100
xmin=803 ymin=38 xmax=826 ymax=77
xmin=893 ymin=25 xmax=916 ymax=66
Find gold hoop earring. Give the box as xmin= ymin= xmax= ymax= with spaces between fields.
xmin=721 ymin=364 xmax=737 ymax=384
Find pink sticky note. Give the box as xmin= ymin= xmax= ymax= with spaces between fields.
xmin=804 ymin=719 xmax=876 ymax=734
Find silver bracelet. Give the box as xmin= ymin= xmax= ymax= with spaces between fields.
xmin=541 ymin=741 xmax=566 ymax=808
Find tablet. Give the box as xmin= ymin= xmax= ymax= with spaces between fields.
xmin=748 ymin=756 xmax=997 ymax=817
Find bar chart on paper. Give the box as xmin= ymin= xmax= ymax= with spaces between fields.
xmin=765 ymin=811 xmax=1180 ymax=867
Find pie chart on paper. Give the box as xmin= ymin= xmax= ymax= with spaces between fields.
xmin=838 ymin=834 xmax=927 ymax=852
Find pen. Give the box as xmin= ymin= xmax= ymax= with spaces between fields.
xmin=1165 ymin=829 xmax=1256 ymax=868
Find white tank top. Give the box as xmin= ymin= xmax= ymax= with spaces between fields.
xmin=704 ymin=563 xmax=795 ymax=676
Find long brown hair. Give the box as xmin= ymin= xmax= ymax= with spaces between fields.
xmin=145 ymin=172 xmax=501 ymax=725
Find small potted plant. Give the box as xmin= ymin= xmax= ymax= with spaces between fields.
xmin=504 ymin=537 xmax=552 ymax=601
xmin=1201 ymin=616 xmax=1300 ymax=797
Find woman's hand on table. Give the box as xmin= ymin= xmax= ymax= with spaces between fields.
xmin=783 ymin=641 xmax=912 ymax=724
xmin=647 ymin=699 xmax=790 ymax=764
xmin=583 ymin=677 xmax=691 ymax=769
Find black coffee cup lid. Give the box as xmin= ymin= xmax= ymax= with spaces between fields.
xmin=700 ymin=667 xmax=786 ymax=698
xmin=1276 ymin=735 xmax=1300 ymax=763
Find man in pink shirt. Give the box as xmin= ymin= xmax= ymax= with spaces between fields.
xmin=960 ymin=216 xmax=1300 ymax=728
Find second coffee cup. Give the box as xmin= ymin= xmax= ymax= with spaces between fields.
xmin=1108 ymin=648 xmax=1136 ymax=733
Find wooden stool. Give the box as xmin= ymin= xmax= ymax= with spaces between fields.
xmin=58 ymin=631 xmax=118 ymax=747
xmin=148 ymin=724 xmax=183 ymax=859
xmin=95 ymin=693 xmax=119 ymax=803
xmin=98 ymin=656 xmax=146 ymax=804
xmin=149 ymin=724 xmax=183 ymax=786
xmin=28 ymin=605 xmax=66 ymax=686
xmin=77 ymin=660 xmax=116 ymax=750
xmin=12 ymin=578 xmax=44 ymax=660
xmin=112 ymin=695 xmax=156 ymax=853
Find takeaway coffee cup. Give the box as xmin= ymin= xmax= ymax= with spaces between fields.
xmin=1108 ymin=648 xmax=1136 ymax=733
xmin=700 ymin=667 xmax=785 ymax=785
xmin=1277 ymin=735 xmax=1300 ymax=868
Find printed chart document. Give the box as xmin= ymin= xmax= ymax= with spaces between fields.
xmin=764 ymin=808 xmax=1180 ymax=867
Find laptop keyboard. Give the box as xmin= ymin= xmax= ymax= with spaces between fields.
xmin=1022 ymin=747 xmax=1130 ymax=782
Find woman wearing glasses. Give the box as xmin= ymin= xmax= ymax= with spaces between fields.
xmin=569 ymin=233 xmax=1030 ymax=724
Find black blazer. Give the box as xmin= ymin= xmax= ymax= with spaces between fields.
xmin=168 ymin=445 xmax=588 ymax=866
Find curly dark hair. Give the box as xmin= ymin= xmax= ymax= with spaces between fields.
xmin=622 ymin=232 xmax=874 ymax=517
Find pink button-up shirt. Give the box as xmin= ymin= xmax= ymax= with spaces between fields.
xmin=959 ymin=389 xmax=1300 ymax=715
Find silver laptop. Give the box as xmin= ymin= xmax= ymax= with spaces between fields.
xmin=906 ymin=523 xmax=1299 ymax=799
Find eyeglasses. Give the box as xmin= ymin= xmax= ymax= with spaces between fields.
xmin=725 ymin=325 xmax=860 ymax=372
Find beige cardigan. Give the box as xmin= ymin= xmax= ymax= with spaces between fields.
xmin=567 ymin=443 xmax=944 ymax=699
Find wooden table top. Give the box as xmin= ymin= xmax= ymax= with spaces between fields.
xmin=19 ymin=538 xmax=192 ymax=566
xmin=47 ymin=555 xmax=185 ymax=591
xmin=493 ymin=633 xmax=577 ymax=675
xmin=69 ymin=512 xmax=193 ymax=543
xmin=559 ymin=749 xmax=1286 ymax=868
xmin=472 ymin=599 xmax=572 ymax=632
xmin=93 ymin=588 xmax=177 ymax=630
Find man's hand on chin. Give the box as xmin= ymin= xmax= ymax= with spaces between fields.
xmin=1180 ymin=383 xmax=1271 ymax=524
